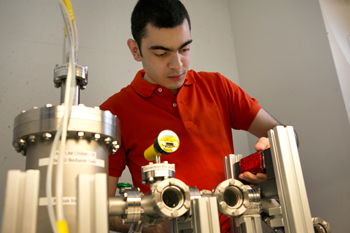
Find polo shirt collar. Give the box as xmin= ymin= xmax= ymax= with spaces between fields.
xmin=131 ymin=69 xmax=195 ymax=97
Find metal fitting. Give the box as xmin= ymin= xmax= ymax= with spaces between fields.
xmin=54 ymin=63 xmax=88 ymax=90
xmin=28 ymin=135 xmax=36 ymax=143
xmin=313 ymin=217 xmax=332 ymax=233
xmin=13 ymin=138 xmax=27 ymax=154
xmin=141 ymin=162 xmax=175 ymax=185
xmin=213 ymin=178 xmax=261 ymax=216
xmin=120 ymin=188 xmax=143 ymax=225
xmin=151 ymin=178 xmax=191 ymax=218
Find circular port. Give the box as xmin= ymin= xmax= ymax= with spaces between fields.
xmin=224 ymin=186 xmax=243 ymax=208
xmin=162 ymin=186 xmax=184 ymax=209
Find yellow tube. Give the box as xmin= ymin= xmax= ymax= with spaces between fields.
xmin=63 ymin=0 xmax=75 ymax=21
xmin=144 ymin=144 xmax=161 ymax=161
xmin=57 ymin=220 xmax=69 ymax=233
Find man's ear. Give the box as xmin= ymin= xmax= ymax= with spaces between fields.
xmin=127 ymin=39 xmax=141 ymax=61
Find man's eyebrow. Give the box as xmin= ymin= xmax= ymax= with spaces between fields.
xmin=179 ymin=39 xmax=193 ymax=50
xmin=148 ymin=39 xmax=193 ymax=52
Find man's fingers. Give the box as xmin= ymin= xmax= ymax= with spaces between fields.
xmin=255 ymin=137 xmax=270 ymax=151
xmin=239 ymin=172 xmax=267 ymax=185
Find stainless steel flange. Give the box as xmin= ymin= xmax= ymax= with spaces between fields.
xmin=121 ymin=188 xmax=143 ymax=225
xmin=141 ymin=161 xmax=175 ymax=185
xmin=151 ymin=178 xmax=191 ymax=218
xmin=13 ymin=104 xmax=120 ymax=156
xmin=213 ymin=178 xmax=261 ymax=216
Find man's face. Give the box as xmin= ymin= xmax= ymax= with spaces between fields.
xmin=139 ymin=19 xmax=192 ymax=95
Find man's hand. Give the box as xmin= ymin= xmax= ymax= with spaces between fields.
xmin=254 ymin=137 xmax=270 ymax=151
xmin=238 ymin=137 xmax=269 ymax=185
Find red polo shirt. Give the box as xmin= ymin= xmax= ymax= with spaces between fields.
xmin=100 ymin=69 xmax=261 ymax=194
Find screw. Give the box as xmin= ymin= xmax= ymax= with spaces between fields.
xmin=104 ymin=137 xmax=112 ymax=144
xmin=112 ymin=141 xmax=119 ymax=149
xmin=42 ymin=133 xmax=52 ymax=140
xmin=229 ymin=179 xmax=236 ymax=186
xmin=28 ymin=135 xmax=35 ymax=143
xmin=18 ymin=138 xmax=26 ymax=146
xmin=157 ymin=202 xmax=164 ymax=209
xmin=81 ymin=79 xmax=88 ymax=85
xmin=184 ymin=201 xmax=191 ymax=209
xmin=171 ymin=211 xmax=179 ymax=217
xmin=220 ymin=202 xmax=227 ymax=208
xmin=94 ymin=134 xmax=101 ymax=141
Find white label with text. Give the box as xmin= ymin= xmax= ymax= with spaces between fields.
xmin=39 ymin=150 xmax=105 ymax=167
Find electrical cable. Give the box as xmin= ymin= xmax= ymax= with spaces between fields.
xmin=221 ymin=217 xmax=230 ymax=233
xmin=45 ymin=1 xmax=77 ymax=232
xmin=56 ymin=0 xmax=76 ymax=227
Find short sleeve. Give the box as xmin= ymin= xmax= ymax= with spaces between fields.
xmin=100 ymin=99 xmax=127 ymax=178
xmin=219 ymin=73 xmax=261 ymax=131
xmin=108 ymin=142 xmax=127 ymax=177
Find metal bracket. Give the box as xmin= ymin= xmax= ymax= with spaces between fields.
xmin=268 ymin=126 xmax=314 ymax=233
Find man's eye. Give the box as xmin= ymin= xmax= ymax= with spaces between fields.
xmin=155 ymin=52 xmax=167 ymax=57
xmin=180 ymin=48 xmax=190 ymax=53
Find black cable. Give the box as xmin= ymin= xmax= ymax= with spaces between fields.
xmin=221 ymin=217 xmax=230 ymax=227
xmin=220 ymin=215 xmax=230 ymax=233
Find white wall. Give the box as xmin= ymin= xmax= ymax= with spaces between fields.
xmin=319 ymin=0 xmax=350 ymax=124
xmin=228 ymin=0 xmax=350 ymax=232
xmin=0 ymin=0 xmax=251 ymax=229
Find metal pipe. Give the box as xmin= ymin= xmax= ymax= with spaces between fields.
xmin=108 ymin=196 xmax=127 ymax=216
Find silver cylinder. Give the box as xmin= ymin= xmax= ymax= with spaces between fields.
xmin=213 ymin=179 xmax=261 ymax=216
xmin=12 ymin=104 xmax=120 ymax=233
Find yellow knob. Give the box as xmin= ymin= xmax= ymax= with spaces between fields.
xmin=144 ymin=130 xmax=180 ymax=161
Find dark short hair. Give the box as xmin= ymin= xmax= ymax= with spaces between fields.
xmin=131 ymin=0 xmax=191 ymax=54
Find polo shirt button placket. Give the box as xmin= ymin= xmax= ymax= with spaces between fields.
xmin=158 ymin=88 xmax=162 ymax=92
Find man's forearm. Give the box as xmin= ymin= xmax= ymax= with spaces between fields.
xmin=109 ymin=216 xmax=170 ymax=233
xmin=109 ymin=216 xmax=131 ymax=233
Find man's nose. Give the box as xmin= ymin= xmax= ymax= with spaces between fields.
xmin=168 ymin=52 xmax=183 ymax=70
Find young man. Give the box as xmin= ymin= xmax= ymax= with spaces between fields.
xmin=100 ymin=0 xmax=284 ymax=232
